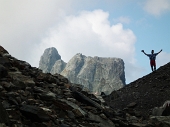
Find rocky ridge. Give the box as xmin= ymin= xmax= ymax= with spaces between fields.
xmin=0 ymin=45 xmax=170 ymax=127
xmin=104 ymin=61 xmax=170 ymax=125
xmin=61 ymin=53 xmax=125 ymax=95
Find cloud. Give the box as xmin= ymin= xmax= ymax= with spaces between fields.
xmin=42 ymin=10 xmax=136 ymax=62
xmin=41 ymin=9 xmax=138 ymax=83
xmin=113 ymin=16 xmax=131 ymax=24
xmin=143 ymin=0 xmax=170 ymax=16
xmin=0 ymin=0 xmax=73 ymax=66
xmin=0 ymin=0 xmax=146 ymax=83
xmin=157 ymin=51 xmax=170 ymax=67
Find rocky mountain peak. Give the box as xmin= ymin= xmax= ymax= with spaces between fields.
xmin=39 ymin=47 xmax=61 ymax=73
xmin=61 ymin=54 xmax=125 ymax=95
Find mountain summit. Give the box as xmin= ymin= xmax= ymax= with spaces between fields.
xmin=39 ymin=47 xmax=61 ymax=73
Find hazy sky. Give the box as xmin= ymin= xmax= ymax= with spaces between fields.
xmin=0 ymin=0 xmax=170 ymax=84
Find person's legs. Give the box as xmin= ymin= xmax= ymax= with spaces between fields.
xmin=153 ymin=60 xmax=156 ymax=71
xmin=150 ymin=60 xmax=155 ymax=71
xmin=151 ymin=65 xmax=154 ymax=71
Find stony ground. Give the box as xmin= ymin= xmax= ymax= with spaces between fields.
xmin=104 ymin=61 xmax=170 ymax=118
xmin=0 ymin=46 xmax=116 ymax=127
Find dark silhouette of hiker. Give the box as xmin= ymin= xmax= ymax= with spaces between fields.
xmin=141 ymin=49 xmax=162 ymax=71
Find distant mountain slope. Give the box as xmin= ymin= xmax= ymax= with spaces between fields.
xmin=104 ymin=62 xmax=170 ymax=117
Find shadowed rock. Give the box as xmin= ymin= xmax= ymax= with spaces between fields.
xmin=0 ymin=64 xmax=8 ymax=78
xmin=0 ymin=102 xmax=9 ymax=125
xmin=73 ymin=91 xmax=103 ymax=110
xmin=20 ymin=105 xmax=50 ymax=122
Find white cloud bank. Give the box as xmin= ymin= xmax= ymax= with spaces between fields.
xmin=41 ymin=10 xmax=139 ymax=83
xmin=113 ymin=16 xmax=131 ymax=24
xmin=42 ymin=10 xmax=136 ymax=61
xmin=0 ymin=0 xmax=72 ymax=66
xmin=144 ymin=0 xmax=170 ymax=16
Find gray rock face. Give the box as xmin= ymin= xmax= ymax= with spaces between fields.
xmin=39 ymin=48 xmax=125 ymax=95
xmin=39 ymin=47 xmax=61 ymax=73
xmin=50 ymin=60 xmax=66 ymax=74
xmin=61 ymin=53 xmax=125 ymax=95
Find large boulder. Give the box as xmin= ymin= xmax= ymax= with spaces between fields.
xmin=39 ymin=47 xmax=61 ymax=73
xmin=152 ymin=100 xmax=170 ymax=116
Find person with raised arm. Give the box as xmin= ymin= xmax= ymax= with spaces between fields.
xmin=141 ymin=49 xmax=162 ymax=71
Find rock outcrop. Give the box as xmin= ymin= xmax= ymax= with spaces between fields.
xmin=50 ymin=59 xmax=66 ymax=74
xmin=61 ymin=53 xmax=125 ymax=95
xmin=39 ymin=47 xmax=61 ymax=73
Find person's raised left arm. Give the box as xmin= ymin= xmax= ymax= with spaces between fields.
xmin=158 ymin=49 xmax=162 ymax=54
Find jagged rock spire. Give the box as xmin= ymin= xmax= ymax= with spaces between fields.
xmin=39 ymin=47 xmax=61 ymax=73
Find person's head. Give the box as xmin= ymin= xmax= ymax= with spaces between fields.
xmin=151 ymin=50 xmax=154 ymax=54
